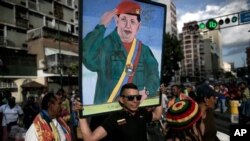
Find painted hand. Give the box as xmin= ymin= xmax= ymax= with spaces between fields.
xmin=139 ymin=89 xmax=148 ymax=102
xmin=100 ymin=9 xmax=117 ymax=27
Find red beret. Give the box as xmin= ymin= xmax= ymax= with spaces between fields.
xmin=116 ymin=1 xmax=141 ymax=15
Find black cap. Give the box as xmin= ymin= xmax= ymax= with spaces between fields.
xmin=196 ymin=83 xmax=220 ymax=98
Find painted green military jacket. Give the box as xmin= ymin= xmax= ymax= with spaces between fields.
xmin=82 ymin=25 xmax=160 ymax=104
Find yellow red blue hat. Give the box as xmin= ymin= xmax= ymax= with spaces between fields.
xmin=116 ymin=0 xmax=141 ymax=15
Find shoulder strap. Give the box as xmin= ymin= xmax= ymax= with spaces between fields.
xmin=107 ymin=39 xmax=140 ymax=102
xmin=128 ymin=41 xmax=142 ymax=82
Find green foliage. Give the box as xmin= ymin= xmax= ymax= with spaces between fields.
xmin=68 ymin=62 xmax=79 ymax=75
xmin=161 ymin=33 xmax=184 ymax=84
xmin=224 ymin=71 xmax=235 ymax=79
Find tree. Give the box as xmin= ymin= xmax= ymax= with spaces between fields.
xmin=224 ymin=71 xmax=235 ymax=79
xmin=161 ymin=33 xmax=184 ymax=84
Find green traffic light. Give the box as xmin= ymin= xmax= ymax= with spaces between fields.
xmin=199 ymin=23 xmax=206 ymax=29
xmin=206 ymin=19 xmax=218 ymax=30
xmin=232 ymin=16 xmax=237 ymax=23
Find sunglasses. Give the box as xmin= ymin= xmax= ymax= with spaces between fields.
xmin=121 ymin=95 xmax=142 ymax=101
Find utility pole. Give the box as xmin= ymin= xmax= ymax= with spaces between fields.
xmin=57 ymin=20 xmax=63 ymax=89
xmin=248 ymin=30 xmax=250 ymax=52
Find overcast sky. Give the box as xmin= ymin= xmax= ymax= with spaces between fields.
xmin=174 ymin=0 xmax=250 ymax=68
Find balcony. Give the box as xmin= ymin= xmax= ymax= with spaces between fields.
xmin=0 ymin=80 xmax=18 ymax=91
xmin=0 ymin=49 xmax=37 ymax=76
xmin=16 ymin=17 xmax=28 ymax=28
xmin=0 ymin=36 xmax=6 ymax=46
xmin=44 ymin=49 xmax=78 ymax=75
xmin=28 ymin=1 xmax=37 ymax=10
xmin=27 ymin=27 xmax=43 ymax=40
xmin=27 ymin=26 xmax=78 ymax=43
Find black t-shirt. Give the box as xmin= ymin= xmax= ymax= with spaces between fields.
xmin=101 ymin=108 xmax=153 ymax=141
xmin=203 ymin=108 xmax=219 ymax=141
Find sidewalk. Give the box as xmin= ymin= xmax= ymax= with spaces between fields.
xmin=217 ymin=131 xmax=230 ymax=141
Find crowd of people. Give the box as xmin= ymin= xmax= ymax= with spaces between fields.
xmin=0 ymin=88 xmax=80 ymax=141
xmin=160 ymin=80 xmax=250 ymax=140
xmin=0 ymin=80 xmax=249 ymax=141
xmin=77 ymin=80 xmax=250 ymax=141
xmin=1 ymin=0 xmax=250 ymax=140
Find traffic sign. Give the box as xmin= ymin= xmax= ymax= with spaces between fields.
xmin=239 ymin=11 xmax=250 ymax=24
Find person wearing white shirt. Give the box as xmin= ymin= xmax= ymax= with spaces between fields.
xmin=0 ymin=96 xmax=23 ymax=141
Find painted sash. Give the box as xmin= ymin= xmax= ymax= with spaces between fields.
xmin=107 ymin=39 xmax=141 ymax=102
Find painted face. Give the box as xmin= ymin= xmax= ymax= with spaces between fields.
xmin=120 ymin=88 xmax=141 ymax=112
xmin=115 ymin=14 xmax=140 ymax=43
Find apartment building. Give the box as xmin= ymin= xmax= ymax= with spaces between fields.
xmin=179 ymin=21 xmax=222 ymax=82
xmin=0 ymin=0 xmax=79 ymax=102
xmin=179 ymin=21 xmax=203 ymax=81
xmin=202 ymin=30 xmax=223 ymax=78
xmin=152 ymin=0 xmax=177 ymax=36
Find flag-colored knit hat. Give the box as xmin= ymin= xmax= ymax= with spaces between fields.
xmin=116 ymin=0 xmax=141 ymax=15
xmin=166 ymin=99 xmax=201 ymax=130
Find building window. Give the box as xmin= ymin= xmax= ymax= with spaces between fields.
xmin=0 ymin=81 xmax=17 ymax=89
xmin=54 ymin=3 xmax=64 ymax=20
xmin=75 ymin=11 xmax=78 ymax=20
xmin=67 ymin=0 xmax=72 ymax=6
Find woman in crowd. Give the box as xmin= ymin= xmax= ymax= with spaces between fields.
xmin=0 ymin=96 xmax=23 ymax=141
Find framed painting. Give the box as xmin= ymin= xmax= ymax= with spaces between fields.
xmin=79 ymin=0 xmax=166 ymax=116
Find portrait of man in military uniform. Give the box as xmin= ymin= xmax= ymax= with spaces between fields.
xmin=80 ymin=0 xmax=166 ymax=116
